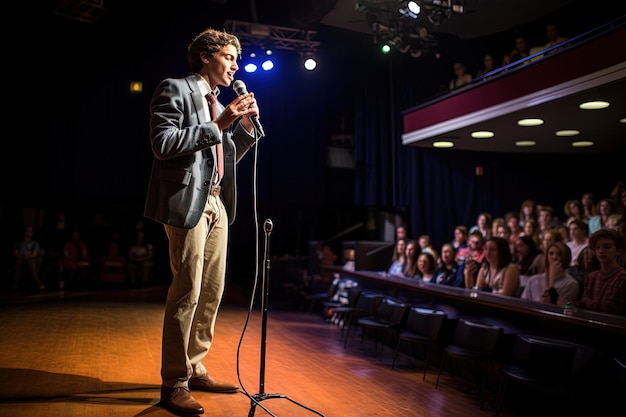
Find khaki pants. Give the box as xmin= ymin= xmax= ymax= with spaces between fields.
xmin=161 ymin=194 xmax=228 ymax=388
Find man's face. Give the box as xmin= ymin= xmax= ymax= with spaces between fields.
xmin=206 ymin=45 xmax=239 ymax=88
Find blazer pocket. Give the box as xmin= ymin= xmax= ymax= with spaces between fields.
xmin=161 ymin=168 xmax=191 ymax=186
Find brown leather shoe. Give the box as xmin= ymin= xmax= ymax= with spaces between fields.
xmin=189 ymin=374 xmax=239 ymax=393
xmin=160 ymin=386 xmax=204 ymax=415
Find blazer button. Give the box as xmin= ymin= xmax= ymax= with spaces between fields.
xmin=203 ymin=181 xmax=210 ymax=186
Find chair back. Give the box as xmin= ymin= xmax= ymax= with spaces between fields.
xmin=373 ymin=298 xmax=410 ymax=327
xmin=512 ymin=334 xmax=578 ymax=377
xmin=453 ymin=318 xmax=502 ymax=353
xmin=405 ymin=307 xmax=447 ymax=339
xmin=353 ymin=292 xmax=384 ymax=316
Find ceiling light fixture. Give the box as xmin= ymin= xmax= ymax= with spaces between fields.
xmin=515 ymin=141 xmax=536 ymax=147
xmin=572 ymin=141 xmax=594 ymax=148
xmin=433 ymin=140 xmax=454 ymax=148
xmin=399 ymin=1 xmax=421 ymax=19
xmin=579 ymin=100 xmax=610 ymax=110
xmin=555 ymin=129 xmax=580 ymax=136
xmin=619 ymin=117 xmax=626 ymax=123
xmin=517 ymin=118 xmax=544 ymax=126
xmin=471 ymin=131 xmax=495 ymax=139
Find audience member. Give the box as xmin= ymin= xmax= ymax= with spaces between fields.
xmin=566 ymin=220 xmax=589 ymax=267
xmin=513 ymin=235 xmax=544 ymax=289
xmin=60 ymin=229 xmax=91 ymax=289
xmin=474 ymin=236 xmax=520 ymax=296
xmin=518 ymin=199 xmax=537 ymax=228
xmin=403 ymin=240 xmax=420 ymax=278
xmin=542 ymin=22 xmax=569 ymax=53
xmin=577 ymin=229 xmax=626 ymax=315
xmin=432 ymin=243 xmax=462 ymax=286
xmin=520 ymin=218 xmax=541 ymax=249
xmin=448 ymin=61 xmax=472 ymax=90
xmin=566 ymin=219 xmax=590 ymax=289
xmin=496 ymin=223 xmax=514 ymax=255
xmin=127 ymin=229 xmax=154 ymax=286
xmin=415 ymin=252 xmax=437 ymax=282
xmin=521 ymin=242 xmax=579 ymax=304
xmin=563 ymin=199 xmax=586 ymax=225
xmin=388 ymin=238 xmax=407 ymax=276
xmin=491 ymin=217 xmax=506 ymax=240
xmin=588 ymin=198 xmax=617 ymax=234
xmin=469 ymin=212 xmax=493 ymax=240
xmin=12 ymin=225 xmax=45 ymax=291
xmin=503 ymin=35 xmax=530 ymax=65
xmin=609 ymin=181 xmax=625 ymax=212
xmin=418 ymin=234 xmax=438 ymax=261
xmin=451 ymin=225 xmax=468 ymax=253
xmin=395 ymin=225 xmax=409 ymax=242
xmin=461 ymin=230 xmax=487 ymax=288
xmin=537 ymin=205 xmax=560 ymax=242
xmin=504 ymin=211 xmax=522 ymax=252
xmin=581 ymin=192 xmax=597 ymax=221
xmin=475 ymin=53 xmax=497 ymax=77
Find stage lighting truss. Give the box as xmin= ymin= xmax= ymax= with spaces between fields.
xmin=224 ymin=20 xmax=320 ymax=71
xmin=357 ymin=0 xmax=464 ymax=56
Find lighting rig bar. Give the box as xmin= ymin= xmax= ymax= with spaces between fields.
xmin=223 ymin=20 xmax=320 ymax=53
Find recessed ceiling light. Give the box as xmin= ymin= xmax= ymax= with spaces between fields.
xmin=620 ymin=117 xmax=626 ymax=124
xmin=515 ymin=140 xmax=536 ymax=147
xmin=517 ymin=118 xmax=544 ymax=127
xmin=556 ymin=130 xmax=580 ymax=136
xmin=471 ymin=131 xmax=494 ymax=139
xmin=579 ymin=101 xmax=609 ymax=110
xmin=433 ymin=141 xmax=454 ymax=148
xmin=572 ymin=141 xmax=594 ymax=148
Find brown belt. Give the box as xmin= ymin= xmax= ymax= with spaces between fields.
xmin=210 ymin=184 xmax=221 ymax=196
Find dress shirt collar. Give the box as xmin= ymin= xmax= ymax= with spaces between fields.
xmin=194 ymin=74 xmax=220 ymax=98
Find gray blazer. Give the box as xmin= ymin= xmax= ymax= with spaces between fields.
xmin=144 ymin=75 xmax=257 ymax=228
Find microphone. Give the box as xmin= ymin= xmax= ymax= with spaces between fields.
xmin=232 ymin=80 xmax=265 ymax=137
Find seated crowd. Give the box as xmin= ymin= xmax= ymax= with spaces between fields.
xmin=388 ymin=183 xmax=626 ymax=316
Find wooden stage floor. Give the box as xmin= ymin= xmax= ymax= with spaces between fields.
xmin=0 ymin=284 xmax=602 ymax=417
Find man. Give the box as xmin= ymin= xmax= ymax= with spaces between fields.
xmin=144 ymin=28 xmax=262 ymax=415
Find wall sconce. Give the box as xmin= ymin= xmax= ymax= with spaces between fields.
xmin=130 ymin=81 xmax=143 ymax=93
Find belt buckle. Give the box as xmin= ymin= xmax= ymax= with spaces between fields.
xmin=210 ymin=184 xmax=221 ymax=196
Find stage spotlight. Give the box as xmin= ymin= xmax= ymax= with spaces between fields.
xmin=244 ymin=63 xmax=258 ymax=73
xmin=399 ymin=1 xmax=420 ymax=19
xmin=302 ymin=51 xmax=317 ymax=71
xmin=381 ymin=43 xmax=391 ymax=54
xmin=261 ymin=60 xmax=274 ymax=71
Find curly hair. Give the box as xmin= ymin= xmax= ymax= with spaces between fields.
xmin=187 ymin=28 xmax=242 ymax=73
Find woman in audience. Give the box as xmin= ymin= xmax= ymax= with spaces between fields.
xmin=451 ymin=225 xmax=468 ymax=253
xmin=388 ymin=238 xmax=407 ymax=276
xmin=505 ymin=211 xmax=522 ymax=254
xmin=469 ymin=212 xmax=493 ymax=240
xmin=518 ymin=199 xmax=537 ymax=229
xmin=541 ymin=228 xmax=564 ymax=254
xmin=415 ymin=252 xmax=437 ymax=282
xmin=448 ymin=61 xmax=472 ymax=90
xmin=475 ymin=52 xmax=497 ymax=77
xmin=520 ymin=218 xmax=541 ymax=251
xmin=588 ymin=198 xmax=617 ymax=234
xmin=474 ymin=236 xmax=520 ymax=296
xmin=521 ymin=242 xmax=579 ymax=304
xmin=577 ymin=229 xmax=626 ymax=315
xmin=513 ymin=235 xmax=544 ymax=290
xmin=496 ymin=223 xmax=514 ymax=255
xmin=403 ymin=240 xmax=420 ymax=278
xmin=564 ymin=199 xmax=586 ymax=225
xmin=432 ymin=243 xmax=461 ymax=286
xmin=581 ymin=192 xmax=597 ymax=221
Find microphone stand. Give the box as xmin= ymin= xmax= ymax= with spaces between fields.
xmin=247 ymin=219 xmax=325 ymax=417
